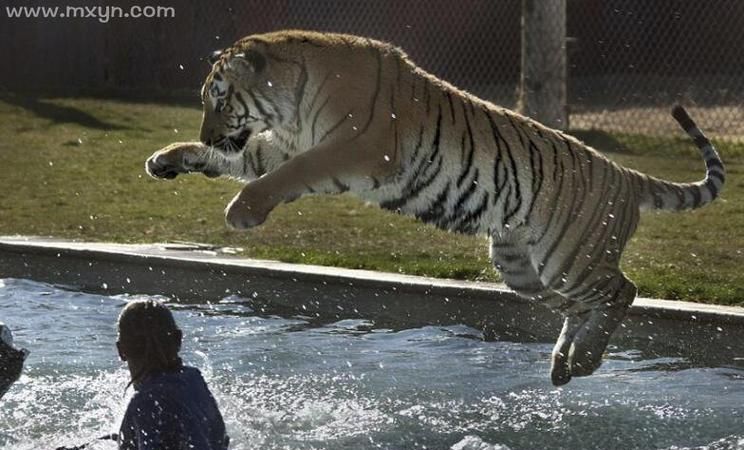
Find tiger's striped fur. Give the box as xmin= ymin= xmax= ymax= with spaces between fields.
xmin=146 ymin=30 xmax=725 ymax=385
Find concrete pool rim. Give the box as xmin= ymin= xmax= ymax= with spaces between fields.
xmin=0 ymin=235 xmax=742 ymax=367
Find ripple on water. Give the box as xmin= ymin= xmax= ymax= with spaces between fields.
xmin=1 ymin=278 xmax=743 ymax=450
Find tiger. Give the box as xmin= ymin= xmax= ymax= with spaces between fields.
xmin=145 ymin=30 xmax=725 ymax=386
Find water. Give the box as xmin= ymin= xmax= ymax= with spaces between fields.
xmin=1 ymin=278 xmax=743 ymax=450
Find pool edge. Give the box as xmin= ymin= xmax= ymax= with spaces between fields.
xmin=1 ymin=236 xmax=742 ymax=366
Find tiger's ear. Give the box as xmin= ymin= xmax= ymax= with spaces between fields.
xmin=229 ymin=50 xmax=266 ymax=74
xmin=207 ymin=49 xmax=223 ymax=65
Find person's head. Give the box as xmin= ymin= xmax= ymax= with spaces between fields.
xmin=116 ymin=300 xmax=183 ymax=387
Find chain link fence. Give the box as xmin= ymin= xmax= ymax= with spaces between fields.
xmin=567 ymin=0 xmax=744 ymax=141
xmin=2 ymin=0 xmax=743 ymax=141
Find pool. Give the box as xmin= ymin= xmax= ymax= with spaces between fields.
xmin=1 ymin=278 xmax=743 ymax=450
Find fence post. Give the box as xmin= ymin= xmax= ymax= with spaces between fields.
xmin=518 ymin=0 xmax=568 ymax=130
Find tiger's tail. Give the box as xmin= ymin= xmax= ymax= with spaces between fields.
xmin=636 ymin=105 xmax=725 ymax=211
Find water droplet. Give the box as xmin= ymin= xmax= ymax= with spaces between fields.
xmin=267 ymin=80 xmax=273 ymax=87
xmin=348 ymin=113 xmax=354 ymax=118
xmin=384 ymin=154 xmax=390 ymax=162
xmin=352 ymin=126 xmax=358 ymax=131
xmin=178 ymin=64 xmax=184 ymax=70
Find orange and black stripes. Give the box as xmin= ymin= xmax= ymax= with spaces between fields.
xmin=189 ymin=30 xmax=727 ymax=384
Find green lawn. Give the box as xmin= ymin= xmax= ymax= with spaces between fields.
xmin=1 ymin=95 xmax=742 ymax=305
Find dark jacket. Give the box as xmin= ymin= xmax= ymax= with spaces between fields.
xmin=0 ymin=323 xmax=27 ymax=400
xmin=118 ymin=366 xmax=229 ymax=450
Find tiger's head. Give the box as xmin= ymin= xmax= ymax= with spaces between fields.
xmin=199 ymin=39 xmax=300 ymax=153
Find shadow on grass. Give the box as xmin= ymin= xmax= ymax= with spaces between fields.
xmin=569 ymin=128 xmax=632 ymax=154
xmin=0 ymin=94 xmax=127 ymax=130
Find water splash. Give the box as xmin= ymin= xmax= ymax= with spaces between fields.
xmin=1 ymin=279 xmax=743 ymax=450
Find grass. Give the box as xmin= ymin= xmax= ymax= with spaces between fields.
xmin=0 ymin=94 xmax=742 ymax=305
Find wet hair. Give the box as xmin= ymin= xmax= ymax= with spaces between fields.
xmin=117 ymin=300 xmax=183 ymax=388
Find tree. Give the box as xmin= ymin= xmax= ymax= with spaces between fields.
xmin=518 ymin=0 xmax=568 ymax=130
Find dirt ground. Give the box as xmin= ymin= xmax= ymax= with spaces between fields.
xmin=570 ymin=105 xmax=744 ymax=141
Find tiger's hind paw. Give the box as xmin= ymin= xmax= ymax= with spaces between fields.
xmin=569 ymin=350 xmax=604 ymax=378
xmin=550 ymin=352 xmax=572 ymax=386
xmin=550 ymin=343 xmax=604 ymax=385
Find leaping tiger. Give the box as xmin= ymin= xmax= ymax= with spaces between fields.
xmin=145 ymin=30 xmax=725 ymax=385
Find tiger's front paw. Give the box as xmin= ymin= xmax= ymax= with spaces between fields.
xmin=145 ymin=142 xmax=218 ymax=180
xmin=224 ymin=187 xmax=277 ymax=230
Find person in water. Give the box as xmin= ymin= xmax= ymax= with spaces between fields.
xmin=0 ymin=322 xmax=28 ymax=400
xmin=116 ymin=300 xmax=229 ymax=450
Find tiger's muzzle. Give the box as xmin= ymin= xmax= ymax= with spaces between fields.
xmin=204 ymin=129 xmax=252 ymax=154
